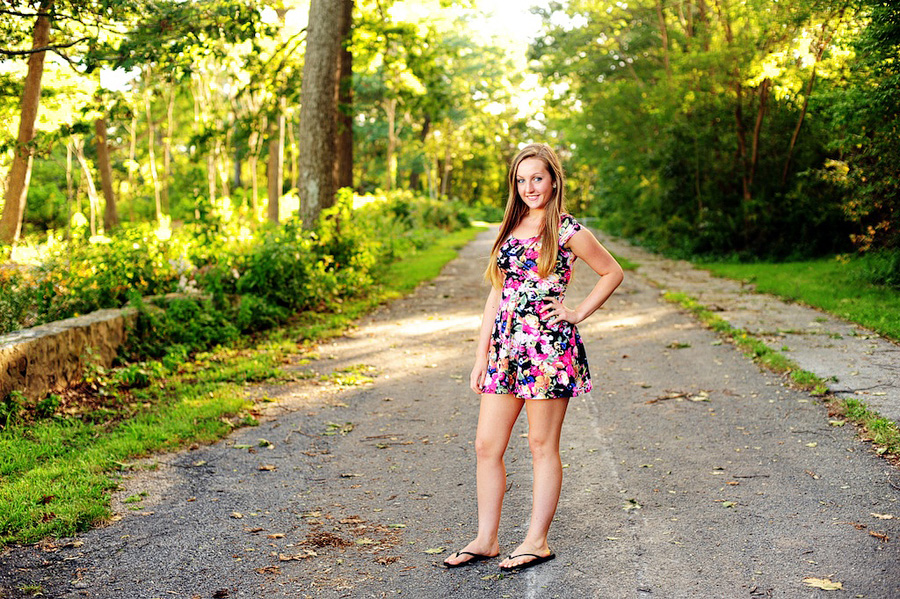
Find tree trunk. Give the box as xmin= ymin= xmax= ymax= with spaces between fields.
xmin=127 ymin=115 xmax=137 ymax=222
xmin=94 ymin=117 xmax=118 ymax=231
xmin=162 ymin=76 xmax=176 ymax=215
xmin=0 ymin=0 xmax=53 ymax=244
xmin=143 ymin=68 xmax=163 ymax=223
xmin=298 ymin=0 xmax=343 ymax=228
xmin=748 ymin=78 xmax=770 ymax=192
xmin=66 ymin=140 xmax=73 ymax=238
xmin=385 ymin=97 xmax=397 ymax=191
xmin=656 ymin=1 xmax=671 ymax=80
xmin=334 ymin=0 xmax=354 ymax=190
xmin=73 ymin=138 xmax=100 ymax=237
xmin=410 ymin=115 xmax=431 ymax=190
xmin=267 ymin=97 xmax=286 ymax=223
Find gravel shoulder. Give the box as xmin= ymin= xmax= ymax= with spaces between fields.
xmin=1 ymin=228 xmax=899 ymax=599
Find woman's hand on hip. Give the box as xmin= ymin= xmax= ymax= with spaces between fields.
xmin=541 ymin=298 xmax=578 ymax=325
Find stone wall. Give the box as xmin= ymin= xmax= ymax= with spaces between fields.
xmin=0 ymin=308 xmax=136 ymax=406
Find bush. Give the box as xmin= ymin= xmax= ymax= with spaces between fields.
xmin=3 ymin=191 xmax=474 ymax=365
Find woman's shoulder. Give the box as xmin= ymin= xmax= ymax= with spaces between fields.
xmin=558 ymin=213 xmax=584 ymax=245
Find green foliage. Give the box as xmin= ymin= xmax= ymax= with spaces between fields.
xmin=532 ymin=0 xmax=869 ymax=260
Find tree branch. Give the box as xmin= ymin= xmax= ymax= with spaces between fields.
xmin=0 ymin=37 xmax=90 ymax=57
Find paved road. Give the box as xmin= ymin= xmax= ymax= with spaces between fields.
xmin=2 ymin=228 xmax=899 ymax=598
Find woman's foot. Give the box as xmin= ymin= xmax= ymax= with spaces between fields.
xmin=443 ymin=539 xmax=500 ymax=568
xmin=498 ymin=542 xmax=554 ymax=570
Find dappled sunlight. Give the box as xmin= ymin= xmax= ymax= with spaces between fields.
xmin=362 ymin=312 xmax=481 ymax=338
xmin=581 ymin=305 xmax=670 ymax=333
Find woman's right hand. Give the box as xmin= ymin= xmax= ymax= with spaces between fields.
xmin=470 ymin=358 xmax=487 ymax=394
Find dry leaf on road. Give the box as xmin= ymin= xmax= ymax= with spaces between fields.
xmin=802 ymin=577 xmax=842 ymax=590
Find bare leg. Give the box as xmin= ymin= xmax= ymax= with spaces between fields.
xmin=444 ymin=393 xmax=523 ymax=566
xmin=499 ymin=397 xmax=569 ymax=569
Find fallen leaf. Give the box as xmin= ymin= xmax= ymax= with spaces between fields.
xmin=256 ymin=565 xmax=280 ymax=574
xmin=805 ymin=442 xmax=818 ymax=448
xmin=355 ymin=537 xmax=377 ymax=545
xmin=192 ymin=460 xmax=207 ymax=467
xmin=623 ymin=498 xmax=642 ymax=511
xmin=258 ymin=439 xmax=274 ymax=448
xmin=721 ymin=501 xmax=737 ymax=508
xmin=258 ymin=464 xmax=277 ymax=471
xmin=387 ymin=523 xmax=406 ymax=528
xmin=871 ymin=513 xmax=895 ymax=520
xmin=230 ymin=512 xmax=243 ymax=519
xmin=212 ymin=590 xmax=230 ymax=598
xmin=267 ymin=533 xmax=285 ymax=539
xmin=828 ymin=420 xmax=845 ymax=427
xmin=802 ymin=577 xmax=842 ymax=590
xmin=424 ymin=547 xmax=445 ymax=554
xmin=279 ymin=550 xmax=317 ymax=561
xmin=805 ymin=470 xmax=820 ymax=480
xmin=233 ymin=444 xmax=252 ymax=449
xmin=869 ymin=530 xmax=889 ymax=542
xmin=340 ymin=473 xmax=362 ymax=478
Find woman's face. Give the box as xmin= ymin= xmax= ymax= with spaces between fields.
xmin=516 ymin=157 xmax=554 ymax=213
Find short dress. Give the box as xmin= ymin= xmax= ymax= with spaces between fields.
xmin=482 ymin=214 xmax=592 ymax=399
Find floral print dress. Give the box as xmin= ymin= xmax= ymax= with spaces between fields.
xmin=482 ymin=214 xmax=592 ymax=399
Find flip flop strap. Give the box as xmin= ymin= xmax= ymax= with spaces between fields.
xmin=507 ymin=553 xmax=544 ymax=560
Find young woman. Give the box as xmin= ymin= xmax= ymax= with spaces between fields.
xmin=444 ymin=143 xmax=624 ymax=572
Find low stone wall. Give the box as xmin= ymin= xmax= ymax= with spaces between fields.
xmin=0 ymin=307 xmax=136 ymax=406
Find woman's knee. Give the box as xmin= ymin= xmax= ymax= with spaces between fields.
xmin=475 ymin=434 xmax=507 ymax=462
xmin=527 ymin=433 xmax=560 ymax=460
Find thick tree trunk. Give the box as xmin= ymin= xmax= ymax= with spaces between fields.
xmin=267 ymin=97 xmax=285 ymax=223
xmin=334 ymin=0 xmax=354 ymax=190
xmin=94 ymin=117 xmax=118 ymax=231
xmin=0 ymin=0 xmax=53 ymax=244
xmin=298 ymin=0 xmax=343 ymax=228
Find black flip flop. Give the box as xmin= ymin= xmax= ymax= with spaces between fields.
xmin=499 ymin=552 xmax=556 ymax=572
xmin=443 ymin=550 xmax=499 ymax=569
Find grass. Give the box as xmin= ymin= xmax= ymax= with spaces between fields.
xmin=665 ymin=291 xmax=900 ymax=461
xmin=699 ymin=257 xmax=900 ymax=342
xmin=0 ymin=225 xmax=486 ymax=546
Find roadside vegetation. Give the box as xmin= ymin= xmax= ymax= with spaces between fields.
xmin=0 ymin=192 xmax=485 ymax=546
xmin=665 ymin=292 xmax=900 ymax=463
xmin=699 ymin=253 xmax=900 ymax=343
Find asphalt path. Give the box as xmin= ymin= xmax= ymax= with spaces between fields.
xmin=2 ymin=227 xmax=899 ymax=599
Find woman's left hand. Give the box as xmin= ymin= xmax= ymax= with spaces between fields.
xmin=541 ymin=298 xmax=578 ymax=325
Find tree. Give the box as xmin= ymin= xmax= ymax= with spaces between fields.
xmin=0 ymin=0 xmax=53 ymax=244
xmin=334 ymin=0 xmax=354 ymax=190
xmin=298 ymin=0 xmax=343 ymax=227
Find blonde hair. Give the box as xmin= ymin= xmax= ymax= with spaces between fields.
xmin=486 ymin=143 xmax=566 ymax=288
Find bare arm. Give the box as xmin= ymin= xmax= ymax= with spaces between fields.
xmin=470 ymin=284 xmax=502 ymax=393
xmin=542 ymin=228 xmax=624 ymax=325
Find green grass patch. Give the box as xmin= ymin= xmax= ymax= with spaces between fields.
xmin=664 ymin=291 xmax=900 ymax=460
xmin=699 ymin=257 xmax=900 ymax=342
xmin=0 ymin=225 xmax=485 ymax=546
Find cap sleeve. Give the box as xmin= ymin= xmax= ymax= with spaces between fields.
xmin=559 ymin=214 xmax=583 ymax=246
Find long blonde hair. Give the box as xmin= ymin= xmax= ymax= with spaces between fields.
xmin=486 ymin=143 xmax=566 ymax=288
